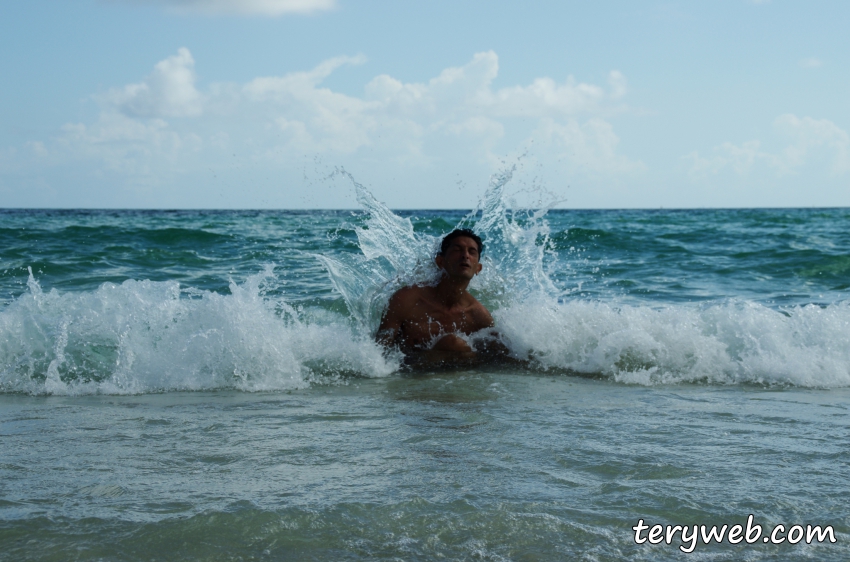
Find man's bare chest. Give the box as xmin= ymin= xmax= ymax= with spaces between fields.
xmin=400 ymin=302 xmax=479 ymax=343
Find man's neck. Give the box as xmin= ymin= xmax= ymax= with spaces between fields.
xmin=434 ymin=276 xmax=470 ymax=307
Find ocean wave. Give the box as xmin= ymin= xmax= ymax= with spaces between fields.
xmin=4 ymin=174 xmax=849 ymax=394
xmin=2 ymin=267 xmax=849 ymax=394
xmin=498 ymin=298 xmax=850 ymax=387
xmin=0 ymin=268 xmax=397 ymax=396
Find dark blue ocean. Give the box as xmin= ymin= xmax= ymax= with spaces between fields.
xmin=1 ymin=176 xmax=848 ymax=560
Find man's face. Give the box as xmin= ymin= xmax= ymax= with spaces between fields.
xmin=435 ymin=236 xmax=483 ymax=280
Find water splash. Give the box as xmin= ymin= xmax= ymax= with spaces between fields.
xmin=458 ymin=165 xmax=562 ymax=308
xmin=314 ymin=168 xmax=441 ymax=331
xmin=316 ymin=166 xmax=564 ymax=333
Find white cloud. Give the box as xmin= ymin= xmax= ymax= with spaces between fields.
xmin=57 ymin=112 xmax=202 ymax=178
xmin=110 ymin=0 xmax=336 ymax=16
xmin=685 ymin=114 xmax=850 ymax=177
xmin=799 ymin=57 xmax=824 ymax=68
xmin=362 ymin=52 xmax=627 ymax=121
xmin=234 ymin=49 xmax=631 ymax=163
xmin=685 ymin=140 xmax=774 ymax=176
xmin=774 ymin=114 xmax=850 ymax=174
xmin=534 ymin=118 xmax=644 ymax=175
xmin=26 ymin=141 xmax=48 ymax=157
xmin=244 ymin=54 xmax=368 ymax=101
xmin=103 ymin=47 xmax=203 ymax=118
xmin=608 ymin=71 xmax=628 ymax=99
xmin=17 ymin=49 xmax=639 ymax=207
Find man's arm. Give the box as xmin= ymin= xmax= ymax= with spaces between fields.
xmin=475 ymin=303 xmax=495 ymax=330
xmin=402 ymin=333 xmax=478 ymax=368
xmin=375 ymin=290 xmax=411 ymax=348
xmin=467 ymin=301 xmax=517 ymax=363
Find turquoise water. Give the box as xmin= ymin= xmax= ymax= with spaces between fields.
xmin=1 ymin=178 xmax=849 ymax=559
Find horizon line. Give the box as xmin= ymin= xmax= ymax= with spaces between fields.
xmin=1 ymin=205 xmax=848 ymax=213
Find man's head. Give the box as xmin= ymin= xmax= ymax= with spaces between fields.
xmin=435 ymin=229 xmax=484 ymax=281
xmin=439 ymin=229 xmax=484 ymax=257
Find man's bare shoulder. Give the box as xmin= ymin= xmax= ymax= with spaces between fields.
xmin=467 ymin=297 xmax=495 ymax=328
xmin=387 ymin=285 xmax=435 ymax=306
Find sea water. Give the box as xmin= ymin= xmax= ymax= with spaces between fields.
xmin=1 ymin=173 xmax=848 ymax=560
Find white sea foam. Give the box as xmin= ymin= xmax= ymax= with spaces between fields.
xmin=2 ymin=267 xmax=849 ymax=394
xmin=497 ymin=298 xmax=850 ymax=387
xmin=0 ymin=267 xmax=397 ymax=395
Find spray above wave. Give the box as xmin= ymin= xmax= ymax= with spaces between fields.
xmin=317 ymin=166 xmax=561 ymax=332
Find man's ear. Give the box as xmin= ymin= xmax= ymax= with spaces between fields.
xmin=474 ymin=263 xmax=482 ymax=275
xmin=435 ymin=254 xmax=444 ymax=269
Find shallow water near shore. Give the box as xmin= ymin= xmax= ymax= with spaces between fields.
xmin=2 ymin=374 xmax=848 ymax=561
xmin=2 ymin=172 xmax=850 ymax=558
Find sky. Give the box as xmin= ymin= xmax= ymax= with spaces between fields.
xmin=0 ymin=0 xmax=848 ymax=209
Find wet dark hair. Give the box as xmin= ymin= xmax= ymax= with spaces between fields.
xmin=439 ymin=229 xmax=484 ymax=257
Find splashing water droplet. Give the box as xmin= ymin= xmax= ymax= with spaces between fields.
xmin=315 ymin=166 xmax=564 ymax=334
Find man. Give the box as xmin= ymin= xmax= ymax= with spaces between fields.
xmin=376 ymin=228 xmax=507 ymax=367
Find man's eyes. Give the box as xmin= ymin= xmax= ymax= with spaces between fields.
xmin=448 ymin=244 xmax=478 ymax=257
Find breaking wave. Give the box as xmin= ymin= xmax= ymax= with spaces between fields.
xmin=0 ymin=266 xmax=396 ymax=395
xmin=1 ymin=168 xmax=849 ymax=394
